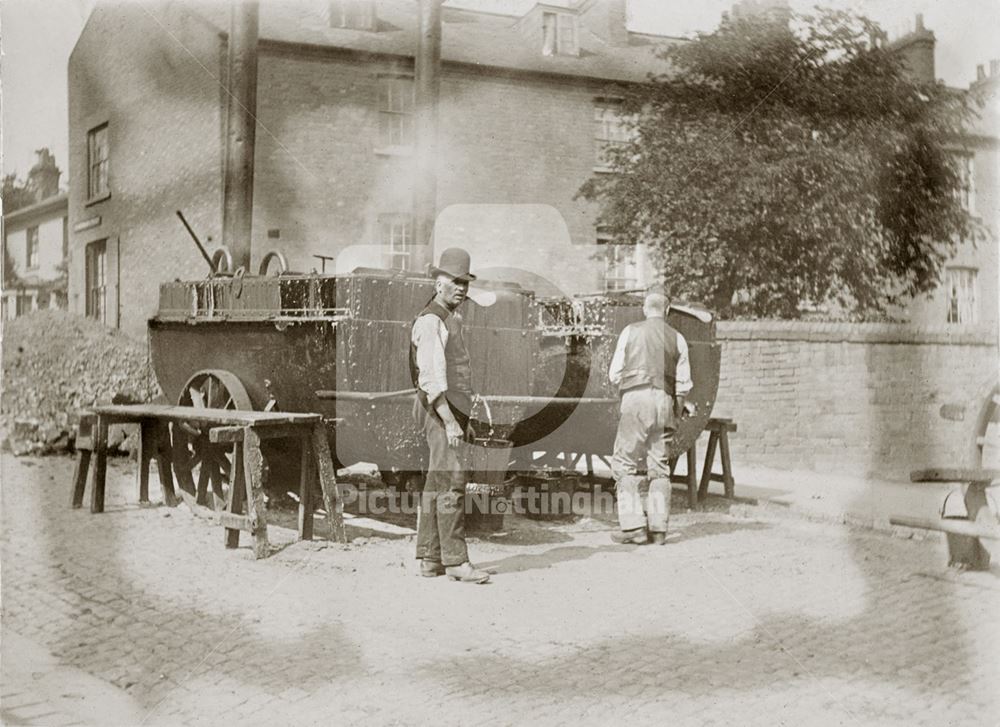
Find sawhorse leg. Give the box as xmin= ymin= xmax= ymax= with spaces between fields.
xmin=698 ymin=431 xmax=720 ymax=502
xmin=90 ymin=415 xmax=109 ymax=513
xmin=298 ymin=435 xmax=316 ymax=541
xmin=224 ymin=442 xmax=245 ymax=549
xmin=312 ymin=423 xmax=346 ymax=543
xmin=137 ymin=420 xmax=179 ymax=506
xmin=242 ymin=428 xmax=270 ymax=559
xmin=686 ymin=440 xmax=698 ymax=510
xmin=71 ymin=416 xmax=95 ymax=509
xmin=719 ymin=429 xmax=735 ymax=499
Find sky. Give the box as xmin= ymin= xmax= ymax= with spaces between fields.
xmin=1 ymin=0 xmax=998 ymax=184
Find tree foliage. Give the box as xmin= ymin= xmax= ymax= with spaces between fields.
xmin=580 ymin=8 xmax=981 ymax=318
xmin=2 ymin=173 xmax=36 ymax=214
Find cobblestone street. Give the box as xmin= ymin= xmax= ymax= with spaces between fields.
xmin=2 ymin=451 xmax=998 ymax=726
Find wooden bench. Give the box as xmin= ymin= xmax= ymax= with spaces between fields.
xmin=890 ymin=468 xmax=1000 ymax=570
xmin=669 ymin=417 xmax=738 ymax=508
xmin=71 ymin=404 xmax=346 ymax=558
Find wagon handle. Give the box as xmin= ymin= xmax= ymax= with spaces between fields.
xmin=175 ymin=210 xmax=215 ymax=273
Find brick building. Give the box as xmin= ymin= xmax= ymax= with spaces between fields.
xmin=888 ymin=19 xmax=999 ymax=332
xmin=67 ymin=0 xmax=675 ymax=336
xmin=66 ymin=1 xmax=998 ymax=337
xmin=2 ymin=150 xmax=69 ymax=319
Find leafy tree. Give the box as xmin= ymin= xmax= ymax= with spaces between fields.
xmin=2 ymin=173 xmax=36 ymax=214
xmin=580 ymin=7 xmax=981 ymax=318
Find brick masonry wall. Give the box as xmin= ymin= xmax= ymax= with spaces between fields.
xmin=711 ymin=321 xmax=999 ymax=480
xmin=251 ymin=50 xmax=615 ymax=295
xmin=68 ymin=1 xmax=225 ymax=337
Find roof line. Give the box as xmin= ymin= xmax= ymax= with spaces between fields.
xmin=257 ymin=37 xmax=651 ymax=86
xmin=3 ymin=194 xmax=68 ymax=225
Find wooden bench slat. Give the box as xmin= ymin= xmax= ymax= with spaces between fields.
xmin=910 ymin=468 xmax=1000 ymax=484
xmin=209 ymin=424 xmax=316 ymax=444
xmin=85 ymin=404 xmax=321 ymax=427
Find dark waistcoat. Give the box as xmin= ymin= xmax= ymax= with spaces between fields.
xmin=618 ymin=317 xmax=680 ymax=396
xmin=409 ymin=299 xmax=473 ymax=426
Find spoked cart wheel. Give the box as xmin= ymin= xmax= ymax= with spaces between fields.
xmin=172 ymin=369 xmax=253 ymax=513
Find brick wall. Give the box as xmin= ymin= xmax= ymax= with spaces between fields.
xmin=250 ymin=50 xmax=613 ymax=295
xmin=68 ymin=1 xmax=225 ymax=336
xmin=711 ymin=321 xmax=999 ymax=480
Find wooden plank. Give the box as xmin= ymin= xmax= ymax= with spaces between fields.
xmin=312 ymin=423 xmax=346 ymax=543
xmin=86 ymin=404 xmax=321 ymax=427
xmin=298 ymin=436 xmax=316 ymax=541
xmin=242 ymin=428 xmax=270 ymax=559
xmin=71 ymin=449 xmax=91 ymax=509
xmin=910 ymin=468 xmax=1000 ymax=484
xmin=706 ymin=418 xmax=737 ymax=433
xmin=209 ymin=423 xmax=314 ymax=444
xmin=698 ymin=431 xmax=719 ymax=502
xmin=90 ymin=416 xmax=109 ymax=514
xmin=889 ymin=516 xmax=1000 ymax=540
xmin=137 ymin=422 xmax=153 ymax=503
xmin=225 ymin=443 xmax=246 ymax=549
xmin=718 ymin=428 xmax=735 ymax=499
xmin=154 ymin=421 xmax=178 ymax=507
xmin=218 ymin=513 xmax=250 ymax=531
xmin=685 ymin=441 xmax=698 ymax=509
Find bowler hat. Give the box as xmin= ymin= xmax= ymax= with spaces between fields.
xmin=430 ymin=247 xmax=476 ymax=281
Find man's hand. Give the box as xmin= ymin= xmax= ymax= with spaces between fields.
xmin=682 ymin=401 xmax=697 ymax=418
xmin=445 ymin=421 xmax=464 ymax=448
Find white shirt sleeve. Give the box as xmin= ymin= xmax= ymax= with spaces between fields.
xmin=608 ymin=326 xmax=630 ymax=386
xmin=675 ymin=332 xmax=692 ymax=397
xmin=411 ymin=314 xmax=449 ymax=404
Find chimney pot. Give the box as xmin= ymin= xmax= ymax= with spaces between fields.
xmin=990 ymin=59 xmax=999 ymax=76
xmin=977 ymin=64 xmax=986 ymax=80
xmin=915 ymin=13 xmax=924 ymax=31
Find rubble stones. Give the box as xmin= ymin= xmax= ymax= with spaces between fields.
xmin=2 ymin=311 xmax=161 ymax=455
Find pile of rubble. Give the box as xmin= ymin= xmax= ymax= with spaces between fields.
xmin=2 ymin=311 xmax=161 ymax=455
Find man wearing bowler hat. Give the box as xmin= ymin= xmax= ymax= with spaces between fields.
xmin=408 ymin=247 xmax=490 ymax=583
xmin=608 ymin=284 xmax=694 ymax=545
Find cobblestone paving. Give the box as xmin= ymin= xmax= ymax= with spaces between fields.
xmin=2 ymin=452 xmax=998 ymax=726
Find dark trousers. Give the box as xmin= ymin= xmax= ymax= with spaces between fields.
xmin=416 ymin=412 xmax=469 ymax=567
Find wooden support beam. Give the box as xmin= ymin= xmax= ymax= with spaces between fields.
xmin=242 ymin=427 xmax=270 ymax=559
xmin=209 ymin=423 xmax=313 ymax=444
xmin=312 ymin=423 xmax=346 ymax=543
xmin=298 ymin=436 xmax=316 ymax=541
xmin=225 ymin=443 xmax=246 ymax=550
xmin=889 ymin=516 xmax=1000 ymax=540
xmin=90 ymin=416 xmax=109 ymax=514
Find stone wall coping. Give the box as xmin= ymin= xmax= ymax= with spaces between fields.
xmin=717 ymin=320 xmax=999 ymax=346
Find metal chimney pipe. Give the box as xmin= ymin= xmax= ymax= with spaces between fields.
xmin=222 ymin=0 xmax=260 ymax=273
xmin=412 ymin=0 xmax=443 ymax=273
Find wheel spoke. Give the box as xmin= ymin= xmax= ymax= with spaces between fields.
xmin=205 ymin=376 xmax=215 ymax=410
xmin=189 ymin=386 xmax=205 ymax=409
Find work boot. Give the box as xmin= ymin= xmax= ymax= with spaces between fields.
xmin=611 ymin=528 xmax=649 ymax=545
xmin=420 ymin=560 xmax=446 ymax=577
xmin=650 ymin=532 xmax=681 ymax=545
xmin=445 ymin=562 xmax=491 ymax=584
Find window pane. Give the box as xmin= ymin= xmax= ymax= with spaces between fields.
xmin=946 ymin=267 xmax=977 ymax=324
xmin=377 ymin=77 xmax=414 ymax=146
xmin=542 ymin=13 xmax=556 ymax=55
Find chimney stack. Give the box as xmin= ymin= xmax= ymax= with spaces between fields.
xmin=887 ymin=13 xmax=935 ymax=84
xmin=27 ymin=149 xmax=61 ymax=202
xmin=977 ymin=64 xmax=986 ymax=81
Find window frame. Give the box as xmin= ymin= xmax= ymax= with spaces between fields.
xmin=87 ymin=123 xmax=110 ymax=203
xmin=597 ymin=225 xmax=638 ymax=292
xmin=594 ymin=99 xmax=631 ymax=171
xmin=541 ymin=10 xmax=579 ymax=56
xmin=376 ymin=75 xmax=415 ymax=151
xmin=26 ymin=226 xmax=40 ymax=270
xmin=945 ymin=266 xmax=978 ymax=325
xmin=956 ymin=152 xmax=976 ymax=216
xmin=379 ymin=214 xmax=415 ymax=271
xmin=85 ymin=239 xmax=108 ymax=323
xmin=330 ymin=0 xmax=376 ymax=30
